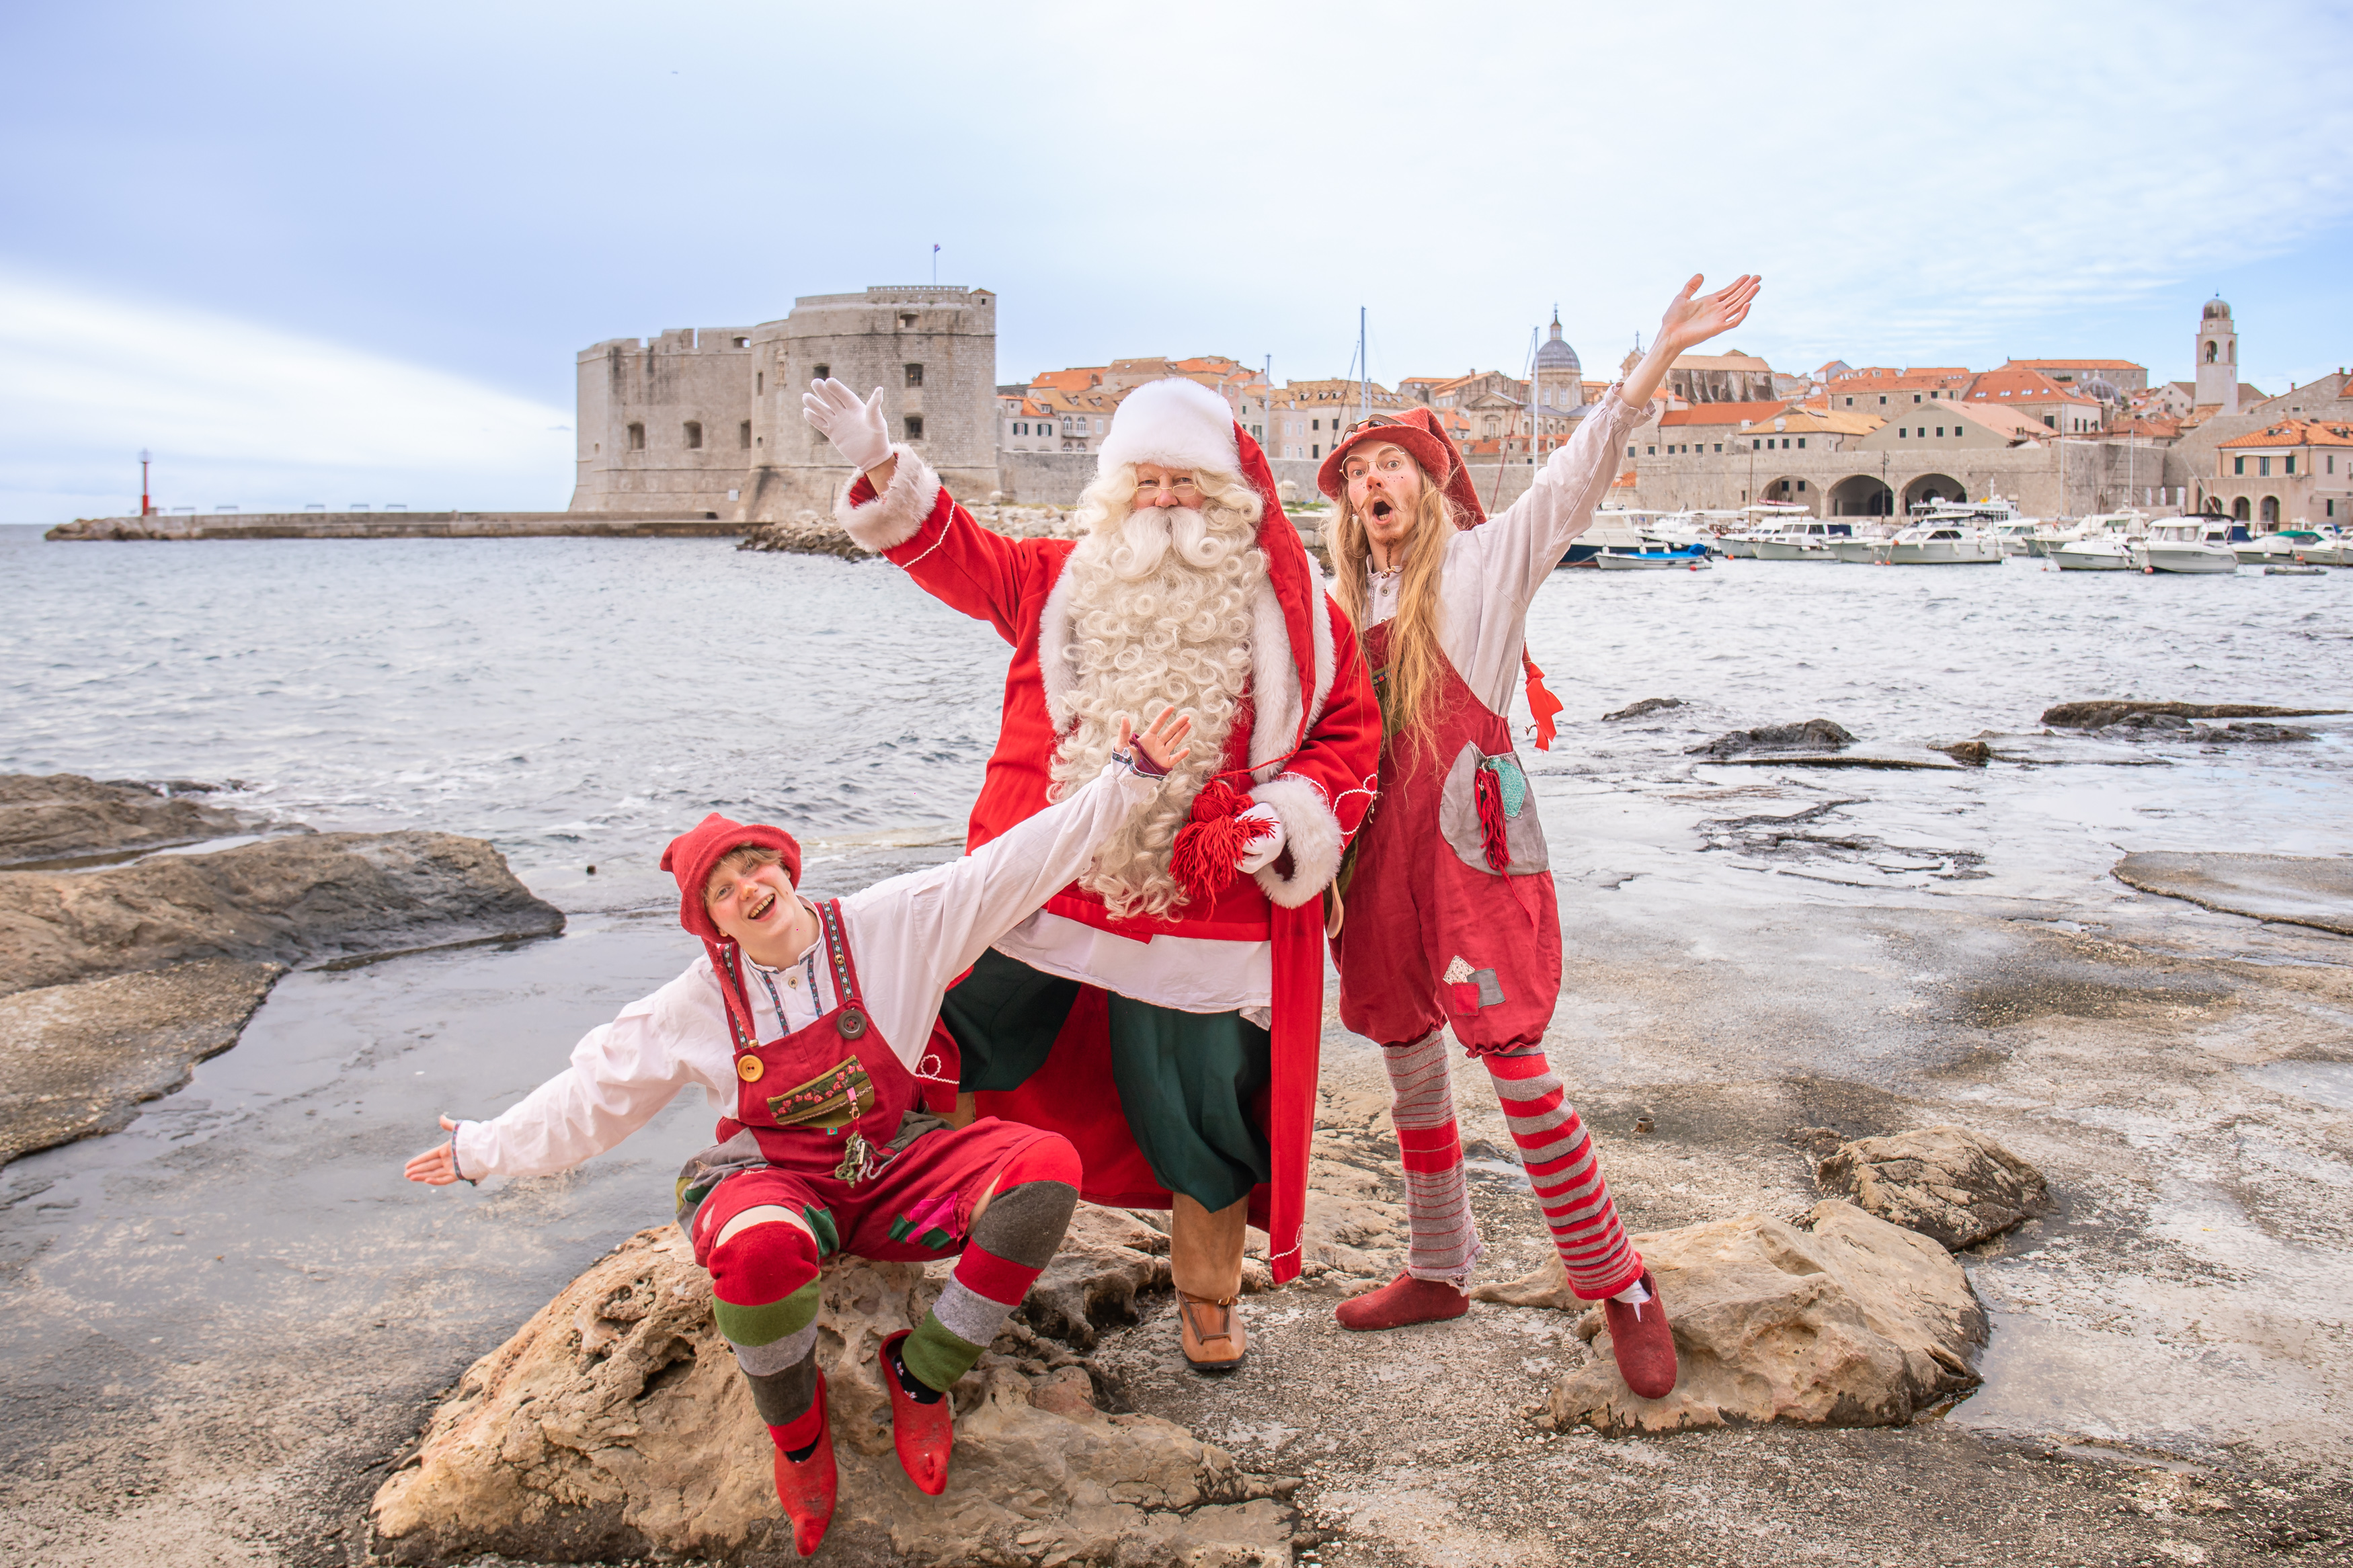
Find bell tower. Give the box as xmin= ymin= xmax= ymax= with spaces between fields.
xmin=2194 ymin=296 xmax=2238 ymax=415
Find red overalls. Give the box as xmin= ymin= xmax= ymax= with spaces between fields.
xmin=1332 ymin=624 xmax=1562 ymax=1051
xmin=676 ymin=900 xmax=1056 ymax=1266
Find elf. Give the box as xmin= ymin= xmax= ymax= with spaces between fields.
xmin=1318 ymin=274 xmax=1762 ymax=1401
xmin=401 ymin=707 xmax=1193 ymax=1558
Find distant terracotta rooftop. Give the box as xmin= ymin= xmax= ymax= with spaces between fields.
xmin=2217 ymin=418 xmax=2353 ymax=449
xmin=1659 ymin=400 xmax=1792 ymax=428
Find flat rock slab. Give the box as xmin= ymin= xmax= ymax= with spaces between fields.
xmin=0 ymin=830 xmax=565 ymax=995
xmin=2040 ymin=700 xmax=2347 ymax=729
xmin=0 ymin=958 xmax=282 ymax=1165
xmin=1475 ymin=1200 xmax=1983 ymax=1436
xmin=1687 ymin=718 xmax=1858 ymax=757
xmin=370 ymin=1221 xmax=1293 ymax=1568
xmin=1813 ymin=1124 xmax=2048 ymax=1250
xmin=1693 ymin=750 xmax=1966 ymax=772
xmin=0 ymin=772 xmax=256 ymax=867
xmin=1954 ymin=733 xmax=2173 ymax=767
xmin=2112 ymin=851 xmax=2353 ymax=937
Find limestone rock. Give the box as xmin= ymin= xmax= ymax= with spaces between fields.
xmin=1602 ymin=696 xmax=1684 ymax=723
xmin=0 ymin=958 xmax=282 ymax=1165
xmin=2111 ymin=850 xmax=2353 ymax=938
xmin=0 ymin=772 xmax=257 ymax=868
xmin=2040 ymin=700 xmax=2345 ymax=729
xmin=0 ymin=830 xmax=564 ymax=996
xmin=1685 ymin=718 xmax=1856 ymax=757
xmin=1020 ymin=1204 xmax=1170 ymax=1347
xmin=1814 ymin=1124 xmax=2049 ymax=1249
xmin=370 ymin=1223 xmax=1295 ymax=1567
xmin=1488 ymin=1201 xmax=1983 ymax=1436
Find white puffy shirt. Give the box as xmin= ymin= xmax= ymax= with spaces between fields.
xmin=1363 ymin=388 xmax=1649 ymax=709
xmin=452 ymin=763 xmax=1156 ymax=1180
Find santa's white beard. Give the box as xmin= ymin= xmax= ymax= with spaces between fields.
xmin=1051 ymin=502 xmax=1267 ymax=919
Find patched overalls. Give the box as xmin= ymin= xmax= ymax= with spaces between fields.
xmin=675 ymin=899 xmax=1057 ymax=1267
xmin=1331 ymin=625 xmax=1562 ymax=1051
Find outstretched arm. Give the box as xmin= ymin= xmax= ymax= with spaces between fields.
xmin=1620 ymin=274 xmax=1762 ymax=411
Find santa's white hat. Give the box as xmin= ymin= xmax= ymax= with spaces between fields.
xmin=1095 ymin=378 xmax=1242 ymax=477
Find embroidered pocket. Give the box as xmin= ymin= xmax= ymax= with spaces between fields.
xmin=1437 ymin=743 xmax=1550 ymax=875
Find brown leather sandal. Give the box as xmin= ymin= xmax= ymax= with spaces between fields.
xmin=1176 ymin=1290 xmax=1248 ymax=1371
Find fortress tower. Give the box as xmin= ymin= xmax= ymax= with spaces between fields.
xmin=2194 ymin=296 xmax=2239 ymax=415
xmin=570 ymin=285 xmax=998 ymax=520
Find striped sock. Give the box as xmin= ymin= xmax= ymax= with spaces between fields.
xmin=1483 ymin=1046 xmax=1642 ymax=1300
xmin=708 ymin=1219 xmax=824 ymax=1381
xmin=900 ymin=1138 xmax=1079 ymax=1394
xmin=1382 ymin=1029 xmax=1482 ymax=1284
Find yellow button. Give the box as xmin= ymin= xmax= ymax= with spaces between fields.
xmin=735 ymin=1056 xmax=764 ymax=1083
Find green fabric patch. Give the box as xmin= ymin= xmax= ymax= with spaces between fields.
xmin=711 ymin=1281 xmax=820 ymax=1348
xmin=916 ymin=1227 xmax=956 ymax=1251
xmin=888 ymin=1214 xmax=916 ymax=1242
xmin=801 ymin=1204 xmax=840 ymax=1257
xmin=1483 ymin=755 xmax=1529 ymax=819
xmin=900 ymin=1311 xmax=984 ymax=1394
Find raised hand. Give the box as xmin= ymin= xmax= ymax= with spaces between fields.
xmin=403 ymin=1114 xmax=465 ymax=1186
xmin=1657 ymin=274 xmax=1762 ymax=356
xmin=801 ymin=378 xmax=893 ymax=472
xmin=1117 ymin=706 xmax=1195 ymax=774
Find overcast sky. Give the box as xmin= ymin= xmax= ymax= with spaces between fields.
xmin=5 ymin=1 xmax=2350 ymax=522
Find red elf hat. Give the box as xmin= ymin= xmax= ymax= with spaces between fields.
xmin=660 ymin=811 xmax=803 ymax=1046
xmin=1315 ymin=405 xmax=1490 ymax=525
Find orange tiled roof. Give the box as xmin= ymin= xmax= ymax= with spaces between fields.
xmin=1963 ymin=368 xmax=2099 ymax=406
xmin=2217 ymin=418 xmax=2353 ymax=449
xmin=1031 ymin=367 xmax=1104 ymax=393
xmin=2003 ymin=358 xmax=2145 ymax=372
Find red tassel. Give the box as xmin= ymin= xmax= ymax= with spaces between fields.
xmin=1168 ymin=779 xmax=1276 ymax=907
xmin=1521 ymin=648 xmax=1562 ymax=752
xmin=1474 ymin=766 xmax=1511 ymax=873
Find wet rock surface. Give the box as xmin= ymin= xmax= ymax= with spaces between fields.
xmin=1480 ymin=1199 xmax=1985 ymax=1435
xmin=2040 ymin=699 xmax=2347 ymax=729
xmin=0 ymin=772 xmax=257 ymax=867
xmin=369 ymin=1217 xmax=1295 ymax=1568
xmin=0 ymin=958 xmax=282 ymax=1165
xmin=1686 ymin=717 xmax=1858 ymax=757
xmin=1812 ymin=1124 xmax=2050 ymax=1249
xmin=2112 ymin=850 xmax=2353 ymax=936
xmin=1601 ymin=696 xmax=1685 ymax=722
xmin=0 ymin=829 xmax=565 ymax=995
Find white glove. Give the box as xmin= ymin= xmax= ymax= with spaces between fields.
xmin=1235 ymin=802 xmax=1286 ymax=874
xmin=801 ymin=378 xmax=892 ymax=472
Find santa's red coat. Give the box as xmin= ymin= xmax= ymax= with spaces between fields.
xmin=840 ymin=450 xmax=1380 ymax=1282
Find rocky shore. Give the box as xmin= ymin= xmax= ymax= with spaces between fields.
xmin=0 ymin=774 xmax=563 ymax=1166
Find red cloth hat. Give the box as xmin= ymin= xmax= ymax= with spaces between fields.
xmin=1314 ymin=406 xmax=1489 ymax=524
xmin=660 ymin=811 xmax=802 ymax=1046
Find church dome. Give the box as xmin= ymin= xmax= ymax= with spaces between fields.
xmin=2202 ymin=296 xmax=2232 ymax=321
xmin=1535 ymin=311 xmax=1581 ymax=374
xmin=2081 ymin=375 xmax=2122 ymax=403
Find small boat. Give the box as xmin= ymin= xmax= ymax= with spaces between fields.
xmin=1870 ymin=502 xmax=2005 ymax=564
xmin=2233 ymin=530 xmax=2303 ymax=566
xmin=1567 ymin=508 xmax=1679 ymax=567
xmin=2258 ymin=529 xmax=2348 ymax=567
xmin=1829 ymin=519 xmax=1903 ymax=563
xmin=1597 ymin=544 xmax=1712 ymax=570
xmin=2132 ymin=518 xmax=2238 ymax=574
xmin=1751 ymin=518 xmax=1856 ymax=562
xmin=2048 ymin=511 xmax=2147 ymax=571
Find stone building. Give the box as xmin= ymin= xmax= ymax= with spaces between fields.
xmin=571 ymin=286 xmax=999 ymax=520
xmin=1665 ymin=349 xmax=1776 ymax=403
xmin=2194 ymin=296 xmax=2241 ymax=417
xmin=2202 ymin=419 xmax=2353 ymax=525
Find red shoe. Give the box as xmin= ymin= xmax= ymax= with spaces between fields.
xmin=879 ymin=1329 xmax=955 ymax=1495
xmin=768 ymin=1373 xmax=836 ymax=1558
xmin=1601 ymin=1270 xmax=1678 ymax=1400
xmin=1334 ymin=1273 xmax=1470 ymax=1332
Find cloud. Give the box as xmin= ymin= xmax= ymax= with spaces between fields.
xmin=0 ymin=270 xmax=573 ymax=522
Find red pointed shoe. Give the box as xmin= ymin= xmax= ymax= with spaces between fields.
xmin=768 ymin=1373 xmax=837 ymax=1558
xmin=1601 ymin=1270 xmax=1679 ymax=1401
xmin=1334 ymin=1273 xmax=1470 ymax=1332
xmin=879 ymin=1329 xmax=955 ymax=1496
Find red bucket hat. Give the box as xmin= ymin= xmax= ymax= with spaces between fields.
xmin=1314 ymin=405 xmax=1491 ymax=524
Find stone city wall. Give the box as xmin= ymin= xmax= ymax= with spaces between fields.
xmin=1617 ymin=440 xmax=2189 ymax=518
xmin=47 ymin=511 xmax=743 ymax=542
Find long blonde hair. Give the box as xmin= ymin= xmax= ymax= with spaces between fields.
xmin=1327 ymin=456 xmax=1459 ymax=757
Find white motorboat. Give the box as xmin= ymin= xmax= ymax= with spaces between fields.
xmin=1748 ymin=517 xmax=1856 ymax=562
xmin=1829 ymin=520 xmax=1902 ymax=563
xmin=1992 ymin=516 xmax=2046 ymax=556
xmin=1868 ymin=502 xmax=2006 ymax=564
xmin=2132 ymin=518 xmax=2239 ymax=574
xmin=1596 ymin=544 xmax=1712 ymax=570
xmin=2049 ymin=511 xmax=2147 ymax=572
xmin=2233 ymin=530 xmax=2302 ymax=566
xmin=2257 ymin=529 xmax=2348 ymax=566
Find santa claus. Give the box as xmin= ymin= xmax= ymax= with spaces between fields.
xmin=802 ymin=374 xmax=1380 ymax=1371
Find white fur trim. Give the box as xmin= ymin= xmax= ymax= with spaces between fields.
xmin=835 ymin=445 xmax=940 ymax=552
xmin=1246 ymin=577 xmax=1299 ymax=781
xmin=1037 ymin=567 xmax=1078 ymax=727
xmin=1249 ymin=774 xmax=1343 ymax=907
xmin=1095 ymin=380 xmax=1240 ymax=477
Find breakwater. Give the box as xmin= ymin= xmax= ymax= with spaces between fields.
xmin=46 ymin=509 xmax=744 ymax=541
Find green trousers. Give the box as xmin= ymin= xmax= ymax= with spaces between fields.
xmin=942 ymin=948 xmax=1271 ymax=1213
